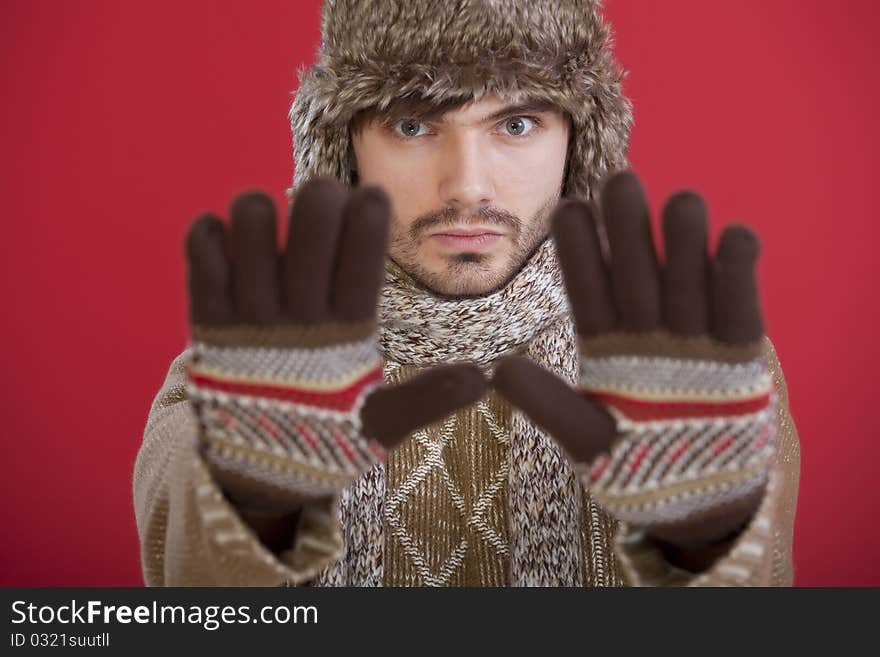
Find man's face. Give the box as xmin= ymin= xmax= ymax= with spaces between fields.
xmin=351 ymin=94 xmax=570 ymax=297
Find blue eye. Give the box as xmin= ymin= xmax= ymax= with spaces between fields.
xmin=393 ymin=120 xmax=429 ymax=138
xmin=501 ymin=116 xmax=535 ymax=136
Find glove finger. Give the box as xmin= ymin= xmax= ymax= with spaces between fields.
xmin=331 ymin=186 xmax=391 ymax=322
xmin=492 ymin=355 xmax=616 ymax=465
xmin=601 ymin=171 xmax=662 ymax=331
xmin=282 ymin=177 xmax=347 ymax=323
xmin=552 ymin=199 xmax=616 ymax=336
xmin=360 ymin=363 xmax=487 ymax=450
xmin=230 ymin=191 xmax=281 ymax=324
xmin=662 ymin=191 xmax=710 ymax=336
xmin=185 ymin=213 xmax=233 ymax=326
xmin=712 ymin=225 xmax=764 ymax=344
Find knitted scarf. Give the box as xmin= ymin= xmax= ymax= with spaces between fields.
xmin=312 ymin=238 xmax=619 ymax=586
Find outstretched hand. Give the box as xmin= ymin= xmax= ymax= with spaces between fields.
xmin=185 ymin=178 xmax=487 ymax=512
xmin=494 ymin=171 xmax=776 ymax=550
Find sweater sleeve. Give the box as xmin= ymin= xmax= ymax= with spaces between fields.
xmin=611 ymin=336 xmax=801 ymax=586
xmin=133 ymin=350 xmax=345 ymax=586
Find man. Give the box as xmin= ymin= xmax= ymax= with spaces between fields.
xmin=134 ymin=0 xmax=800 ymax=586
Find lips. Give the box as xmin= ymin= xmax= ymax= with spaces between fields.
xmin=429 ymin=227 xmax=504 ymax=251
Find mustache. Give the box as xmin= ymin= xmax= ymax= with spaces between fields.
xmin=408 ymin=206 xmax=523 ymax=240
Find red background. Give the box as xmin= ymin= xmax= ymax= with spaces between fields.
xmin=2 ymin=0 xmax=877 ymax=586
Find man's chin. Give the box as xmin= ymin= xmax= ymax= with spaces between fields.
xmin=415 ymin=258 xmax=518 ymax=298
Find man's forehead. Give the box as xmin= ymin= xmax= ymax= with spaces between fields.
xmin=365 ymin=94 xmax=561 ymax=124
xmin=435 ymin=96 xmax=561 ymax=125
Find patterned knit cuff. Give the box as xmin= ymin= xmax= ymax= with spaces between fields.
xmin=576 ymin=335 xmax=777 ymax=528
xmin=185 ymin=333 xmax=387 ymax=500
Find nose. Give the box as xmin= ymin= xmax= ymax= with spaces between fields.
xmin=437 ymin=132 xmax=495 ymax=212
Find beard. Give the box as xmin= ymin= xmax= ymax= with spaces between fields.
xmin=388 ymin=195 xmax=558 ymax=298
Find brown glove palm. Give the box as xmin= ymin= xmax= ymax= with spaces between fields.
xmin=185 ymin=178 xmax=487 ymax=515
xmin=494 ymin=172 xmax=776 ymax=552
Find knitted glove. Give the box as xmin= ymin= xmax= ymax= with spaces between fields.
xmin=185 ymin=178 xmax=486 ymax=514
xmin=494 ymin=171 xmax=774 ymax=549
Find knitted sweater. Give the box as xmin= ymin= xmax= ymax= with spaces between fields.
xmin=133 ymin=337 xmax=799 ymax=586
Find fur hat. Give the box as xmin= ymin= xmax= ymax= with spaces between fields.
xmin=288 ymin=0 xmax=632 ymax=202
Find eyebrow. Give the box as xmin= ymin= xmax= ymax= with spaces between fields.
xmin=474 ymin=100 xmax=560 ymax=124
xmin=393 ymin=99 xmax=560 ymax=124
